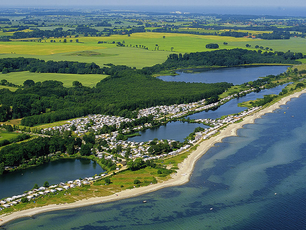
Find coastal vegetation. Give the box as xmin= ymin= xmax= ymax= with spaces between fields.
xmin=2 ymin=8 xmax=306 ymax=218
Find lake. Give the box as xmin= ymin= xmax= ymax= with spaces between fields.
xmin=128 ymin=121 xmax=209 ymax=143
xmin=158 ymin=66 xmax=289 ymax=85
xmin=5 ymin=93 xmax=306 ymax=230
xmin=187 ymin=83 xmax=288 ymax=120
xmin=129 ymin=84 xmax=288 ymax=143
xmin=0 ymin=158 xmax=104 ymax=199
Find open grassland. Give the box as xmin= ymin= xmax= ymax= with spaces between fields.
xmin=0 ymin=47 xmax=171 ymax=69
xmin=0 ymin=31 xmax=13 ymax=37
xmin=0 ymin=33 xmax=253 ymax=68
xmin=0 ymin=119 xmax=22 ymax=126
xmin=1 ymin=33 xmax=305 ymax=69
xmin=91 ymin=32 xmax=250 ymax=53
xmin=229 ymin=37 xmax=306 ymax=54
xmin=293 ymin=63 xmax=306 ymax=71
xmin=0 ymin=85 xmax=18 ymax=92
xmin=0 ymin=130 xmax=20 ymax=141
xmin=0 ymin=71 xmax=107 ymax=87
xmin=33 ymin=119 xmax=71 ymax=130
xmin=0 ymin=41 xmax=112 ymax=55
xmin=177 ymin=28 xmax=272 ymax=36
xmin=298 ymin=59 xmax=306 ymax=64
xmin=0 ymin=166 xmax=170 ymax=215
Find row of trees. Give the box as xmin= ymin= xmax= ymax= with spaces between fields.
xmin=0 ymin=57 xmax=102 ymax=75
xmin=256 ymin=31 xmax=290 ymax=40
xmin=164 ymin=49 xmax=301 ymax=69
xmin=0 ymin=133 xmax=30 ymax=148
xmin=0 ymin=130 xmax=119 ymax=172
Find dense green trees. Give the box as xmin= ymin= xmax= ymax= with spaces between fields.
xmin=0 ymin=133 xmax=30 ymax=147
xmin=0 ymin=57 xmax=103 ymax=74
xmin=12 ymin=28 xmax=70 ymax=39
xmin=206 ymin=43 xmax=219 ymax=49
xmin=0 ymin=72 xmax=231 ymax=126
xmin=165 ymin=49 xmax=301 ymax=70
xmin=0 ymin=49 xmax=301 ymax=126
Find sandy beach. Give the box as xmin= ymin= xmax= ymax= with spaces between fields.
xmin=1 ymin=89 xmax=305 ymax=226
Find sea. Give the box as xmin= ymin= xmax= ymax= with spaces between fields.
xmin=4 ymin=93 xmax=306 ymax=229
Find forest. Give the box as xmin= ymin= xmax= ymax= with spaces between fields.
xmin=141 ymin=49 xmax=302 ymax=75
xmin=0 ymin=48 xmax=302 ymax=126
xmin=0 ymin=130 xmax=120 ymax=173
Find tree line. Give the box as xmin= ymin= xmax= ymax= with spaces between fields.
xmin=0 ymin=132 xmax=117 ymax=172
xmin=141 ymin=49 xmax=301 ymax=75
xmin=164 ymin=49 xmax=301 ymax=68
xmin=0 ymin=48 xmax=302 ymax=126
xmin=0 ymin=132 xmax=30 ymax=148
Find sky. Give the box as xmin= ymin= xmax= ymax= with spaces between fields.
xmin=2 ymin=0 xmax=306 ymax=7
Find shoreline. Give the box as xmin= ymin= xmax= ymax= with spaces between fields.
xmin=1 ymin=89 xmax=306 ymax=226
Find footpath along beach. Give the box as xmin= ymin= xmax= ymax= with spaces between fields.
xmin=1 ymin=89 xmax=306 ymax=226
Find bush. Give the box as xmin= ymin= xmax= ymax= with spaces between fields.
xmin=134 ymin=179 xmax=141 ymax=184
xmin=21 ymin=197 xmax=29 ymax=203
xmin=104 ymin=178 xmax=111 ymax=184
xmin=206 ymin=43 xmax=219 ymax=49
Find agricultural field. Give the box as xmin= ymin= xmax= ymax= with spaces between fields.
xmin=0 ymin=33 xmax=253 ymax=69
xmin=76 ymin=32 xmax=251 ymax=53
xmin=0 ymin=72 xmax=107 ymax=87
xmin=0 ymin=10 xmax=306 ymax=87
xmin=229 ymin=37 xmax=306 ymax=53
xmin=0 ymin=130 xmax=20 ymax=141
xmin=0 ymin=85 xmax=18 ymax=91
xmin=0 ymin=42 xmax=171 ymax=69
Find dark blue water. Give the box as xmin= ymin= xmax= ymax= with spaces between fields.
xmin=4 ymin=93 xmax=306 ymax=229
xmin=158 ymin=66 xmax=289 ymax=85
xmin=0 ymin=159 xmax=104 ymax=199
xmin=129 ymin=84 xmax=288 ymax=143
xmin=128 ymin=121 xmax=209 ymax=142
xmin=188 ymin=83 xmax=288 ymax=120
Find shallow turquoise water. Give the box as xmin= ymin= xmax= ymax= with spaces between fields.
xmin=5 ymin=94 xmax=306 ymax=229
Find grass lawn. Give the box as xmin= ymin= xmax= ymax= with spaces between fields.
xmin=95 ymin=32 xmax=251 ymax=53
xmin=229 ymin=37 xmax=306 ymax=54
xmin=3 ymin=32 xmax=300 ymax=69
xmin=0 ymin=85 xmax=19 ymax=91
xmin=0 ymin=166 xmax=170 ymax=215
xmin=0 ymin=32 xmax=254 ymax=68
xmin=0 ymin=130 xmax=20 ymax=141
xmin=0 ymin=71 xmax=107 ymax=87
xmin=33 ymin=120 xmax=71 ymax=130
xmin=0 ymin=118 xmax=22 ymax=126
xmin=0 ymin=46 xmax=171 ymax=69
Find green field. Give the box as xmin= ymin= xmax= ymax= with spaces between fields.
xmin=0 ymin=47 xmax=171 ymax=69
xmin=89 ymin=32 xmax=250 ymax=53
xmin=0 ymin=130 xmax=20 ymax=141
xmin=0 ymin=85 xmax=18 ymax=91
xmin=0 ymin=33 xmax=252 ymax=68
xmin=229 ymin=37 xmax=306 ymax=54
xmin=0 ymin=33 xmax=305 ymax=70
xmin=0 ymin=72 xmax=108 ymax=87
